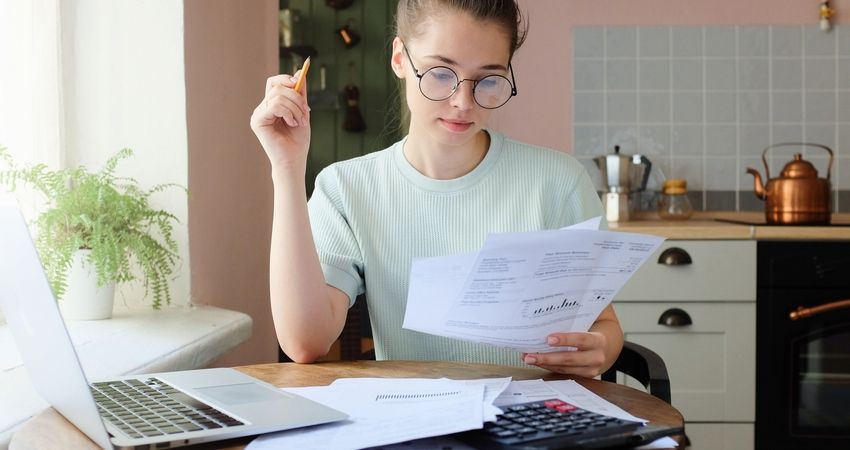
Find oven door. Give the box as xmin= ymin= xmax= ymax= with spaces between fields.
xmin=790 ymin=300 xmax=850 ymax=440
xmin=756 ymin=241 xmax=850 ymax=450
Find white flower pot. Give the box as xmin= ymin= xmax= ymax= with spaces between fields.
xmin=59 ymin=250 xmax=116 ymax=320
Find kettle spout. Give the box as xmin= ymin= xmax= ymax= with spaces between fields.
xmin=746 ymin=167 xmax=766 ymax=199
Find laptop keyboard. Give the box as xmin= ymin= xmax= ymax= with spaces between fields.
xmin=90 ymin=378 xmax=245 ymax=439
xmin=458 ymin=398 xmax=642 ymax=449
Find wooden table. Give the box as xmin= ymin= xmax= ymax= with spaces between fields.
xmin=10 ymin=361 xmax=684 ymax=450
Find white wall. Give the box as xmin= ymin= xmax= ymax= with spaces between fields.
xmin=61 ymin=0 xmax=190 ymax=307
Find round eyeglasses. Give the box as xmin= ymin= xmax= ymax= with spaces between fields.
xmin=403 ymin=44 xmax=517 ymax=109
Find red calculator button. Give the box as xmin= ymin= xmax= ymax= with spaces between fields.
xmin=555 ymin=404 xmax=578 ymax=412
xmin=544 ymin=400 xmax=566 ymax=408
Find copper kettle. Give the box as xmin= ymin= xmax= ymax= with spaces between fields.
xmin=746 ymin=142 xmax=833 ymax=225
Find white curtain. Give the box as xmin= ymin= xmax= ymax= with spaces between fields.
xmin=0 ymin=0 xmax=65 ymax=171
xmin=0 ymin=0 xmax=63 ymax=323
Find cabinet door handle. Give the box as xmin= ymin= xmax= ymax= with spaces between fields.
xmin=658 ymin=308 xmax=693 ymax=327
xmin=657 ymin=247 xmax=692 ymax=266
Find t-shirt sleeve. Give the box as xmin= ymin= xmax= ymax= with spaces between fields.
xmin=307 ymin=167 xmax=365 ymax=308
xmin=549 ymin=155 xmax=607 ymax=230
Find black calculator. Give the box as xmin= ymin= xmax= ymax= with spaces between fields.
xmin=455 ymin=398 xmax=682 ymax=450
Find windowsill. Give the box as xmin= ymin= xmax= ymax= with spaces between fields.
xmin=0 ymin=304 xmax=252 ymax=448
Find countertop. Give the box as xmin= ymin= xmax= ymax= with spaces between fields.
xmin=608 ymin=211 xmax=850 ymax=240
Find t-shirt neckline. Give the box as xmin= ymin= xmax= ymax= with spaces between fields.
xmin=393 ymin=130 xmax=504 ymax=193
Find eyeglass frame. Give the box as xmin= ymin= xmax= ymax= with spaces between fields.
xmin=401 ymin=43 xmax=518 ymax=109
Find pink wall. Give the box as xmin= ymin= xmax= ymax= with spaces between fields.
xmin=184 ymin=0 xmax=280 ymax=367
xmin=495 ymin=0 xmax=850 ymax=152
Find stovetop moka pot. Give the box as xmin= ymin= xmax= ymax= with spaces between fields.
xmin=745 ymin=142 xmax=833 ymax=225
xmin=593 ymin=146 xmax=652 ymax=222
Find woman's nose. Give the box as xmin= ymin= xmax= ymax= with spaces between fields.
xmin=448 ymin=80 xmax=476 ymax=110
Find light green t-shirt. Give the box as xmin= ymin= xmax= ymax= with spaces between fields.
xmin=307 ymin=131 xmax=603 ymax=366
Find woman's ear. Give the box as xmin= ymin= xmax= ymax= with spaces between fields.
xmin=390 ymin=36 xmax=406 ymax=79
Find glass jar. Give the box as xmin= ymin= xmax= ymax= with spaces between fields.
xmin=658 ymin=179 xmax=694 ymax=220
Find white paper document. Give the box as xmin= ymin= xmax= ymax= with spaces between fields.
xmin=246 ymin=378 xmax=491 ymax=450
xmin=331 ymin=377 xmax=511 ymax=422
xmin=403 ymin=220 xmax=665 ymax=352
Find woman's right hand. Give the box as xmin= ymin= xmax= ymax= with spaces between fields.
xmin=250 ymin=71 xmax=311 ymax=171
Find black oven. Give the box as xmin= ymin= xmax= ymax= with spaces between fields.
xmin=756 ymin=241 xmax=850 ymax=450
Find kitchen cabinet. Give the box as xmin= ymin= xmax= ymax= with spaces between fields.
xmin=613 ymin=239 xmax=756 ymax=450
xmin=611 ymin=213 xmax=850 ymax=449
xmin=685 ymin=424 xmax=754 ymax=450
xmin=615 ymin=241 xmax=755 ymax=302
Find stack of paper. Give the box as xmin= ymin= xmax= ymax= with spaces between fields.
xmin=403 ymin=217 xmax=665 ymax=353
xmin=246 ymin=377 xmax=511 ymax=450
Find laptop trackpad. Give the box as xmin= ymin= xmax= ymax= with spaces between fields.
xmin=195 ymin=383 xmax=286 ymax=405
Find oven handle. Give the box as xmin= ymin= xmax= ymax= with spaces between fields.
xmin=789 ymin=299 xmax=850 ymax=321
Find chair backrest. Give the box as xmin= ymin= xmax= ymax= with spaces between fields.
xmin=601 ymin=341 xmax=671 ymax=404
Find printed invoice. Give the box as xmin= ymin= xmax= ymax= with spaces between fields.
xmin=402 ymin=220 xmax=664 ymax=353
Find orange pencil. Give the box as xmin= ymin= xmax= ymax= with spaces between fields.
xmin=293 ymin=56 xmax=311 ymax=93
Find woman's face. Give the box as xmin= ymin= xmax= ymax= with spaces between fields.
xmin=391 ymin=11 xmax=512 ymax=148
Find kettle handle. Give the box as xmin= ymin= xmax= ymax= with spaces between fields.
xmin=760 ymin=142 xmax=834 ymax=180
xmin=637 ymin=155 xmax=652 ymax=192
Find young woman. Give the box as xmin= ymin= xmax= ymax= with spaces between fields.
xmin=250 ymin=0 xmax=623 ymax=377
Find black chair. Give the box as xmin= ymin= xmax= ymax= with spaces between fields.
xmin=603 ymin=341 xmax=690 ymax=447
xmin=601 ymin=340 xmax=671 ymax=404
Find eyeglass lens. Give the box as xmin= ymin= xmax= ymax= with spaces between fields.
xmin=419 ymin=66 xmax=514 ymax=109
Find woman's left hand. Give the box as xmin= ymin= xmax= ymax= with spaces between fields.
xmin=522 ymin=332 xmax=608 ymax=378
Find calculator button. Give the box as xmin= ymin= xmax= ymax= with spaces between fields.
xmin=495 ymin=430 xmax=517 ymax=438
xmin=555 ymin=404 xmax=577 ymax=413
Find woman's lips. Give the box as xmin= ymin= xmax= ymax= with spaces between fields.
xmin=440 ymin=118 xmax=473 ymax=133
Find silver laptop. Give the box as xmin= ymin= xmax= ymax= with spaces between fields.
xmin=0 ymin=205 xmax=348 ymax=449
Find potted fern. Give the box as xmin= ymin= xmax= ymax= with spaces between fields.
xmin=0 ymin=146 xmax=183 ymax=319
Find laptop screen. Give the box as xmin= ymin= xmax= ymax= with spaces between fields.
xmin=0 ymin=205 xmax=113 ymax=449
